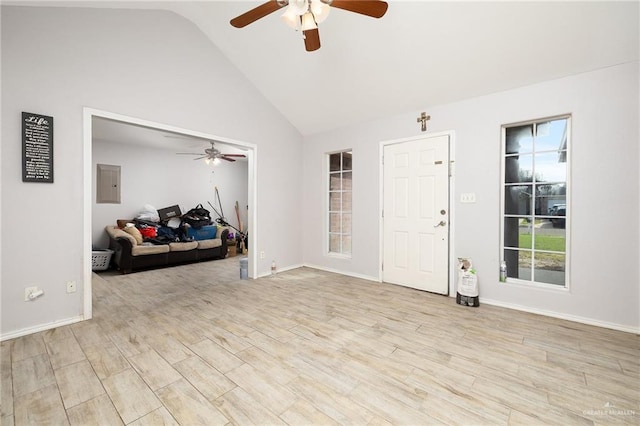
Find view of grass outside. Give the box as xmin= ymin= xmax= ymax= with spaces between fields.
xmin=519 ymin=234 xmax=565 ymax=252
xmin=518 ymin=231 xmax=566 ymax=271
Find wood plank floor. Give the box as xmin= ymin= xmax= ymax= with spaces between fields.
xmin=1 ymin=258 xmax=638 ymax=425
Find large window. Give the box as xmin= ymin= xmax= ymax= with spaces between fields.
xmin=328 ymin=151 xmax=352 ymax=256
xmin=501 ymin=116 xmax=570 ymax=287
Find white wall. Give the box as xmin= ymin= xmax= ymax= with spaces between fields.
xmin=92 ymin=139 xmax=248 ymax=248
xmin=2 ymin=5 xmax=637 ymax=338
xmin=1 ymin=6 xmax=302 ymax=338
xmin=302 ymin=62 xmax=640 ymax=331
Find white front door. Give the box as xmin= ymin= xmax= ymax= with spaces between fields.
xmin=383 ymin=134 xmax=450 ymax=294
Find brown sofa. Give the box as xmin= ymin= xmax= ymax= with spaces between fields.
xmin=105 ymin=225 xmax=229 ymax=274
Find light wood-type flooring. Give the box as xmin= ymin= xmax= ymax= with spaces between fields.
xmin=1 ymin=258 xmax=638 ymax=425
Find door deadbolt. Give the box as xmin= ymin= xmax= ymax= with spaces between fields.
xmin=440 ymin=209 xmax=446 ymax=215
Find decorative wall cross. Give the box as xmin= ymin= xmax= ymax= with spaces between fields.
xmin=417 ymin=112 xmax=431 ymax=132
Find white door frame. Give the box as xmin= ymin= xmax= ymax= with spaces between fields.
xmin=82 ymin=108 xmax=258 ymax=319
xmin=378 ymin=131 xmax=456 ymax=296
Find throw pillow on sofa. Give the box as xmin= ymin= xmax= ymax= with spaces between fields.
xmin=124 ymin=226 xmax=143 ymax=245
xmin=116 ymin=219 xmax=131 ymax=229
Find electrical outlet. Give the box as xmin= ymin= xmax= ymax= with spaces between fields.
xmin=260 ymin=251 xmax=266 ymax=259
xmin=66 ymin=281 xmax=77 ymax=293
xmin=25 ymin=286 xmax=38 ymax=302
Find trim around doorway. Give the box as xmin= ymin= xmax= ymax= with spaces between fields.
xmin=82 ymin=108 xmax=258 ymax=319
xmin=378 ymin=131 xmax=456 ymax=296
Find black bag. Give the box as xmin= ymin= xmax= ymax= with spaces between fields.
xmin=182 ymin=204 xmax=211 ymax=229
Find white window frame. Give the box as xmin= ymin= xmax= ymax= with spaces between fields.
xmin=327 ymin=150 xmax=352 ymax=258
xmin=500 ymin=114 xmax=571 ymax=290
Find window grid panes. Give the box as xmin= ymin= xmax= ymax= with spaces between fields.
xmin=328 ymin=151 xmax=352 ymax=255
xmin=502 ymin=116 xmax=569 ymax=287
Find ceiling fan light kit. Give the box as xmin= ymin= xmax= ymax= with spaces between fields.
xmin=301 ymin=12 xmax=318 ymax=31
xmin=310 ymin=0 xmax=330 ymax=23
xmin=231 ymin=0 xmax=388 ymax=52
xmin=281 ymin=0 xmax=330 ymax=30
xmin=281 ymin=8 xmax=300 ymax=30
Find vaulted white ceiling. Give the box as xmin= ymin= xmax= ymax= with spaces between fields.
xmin=167 ymin=1 xmax=640 ymax=135
xmin=9 ymin=1 xmax=640 ymax=137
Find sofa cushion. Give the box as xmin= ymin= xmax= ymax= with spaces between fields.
xmin=196 ymin=239 xmax=223 ymax=250
xmin=169 ymin=241 xmax=198 ymax=252
xmin=131 ymin=244 xmax=170 ymax=256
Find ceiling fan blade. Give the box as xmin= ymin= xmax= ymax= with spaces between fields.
xmin=230 ymin=1 xmax=285 ymax=28
xmin=220 ymin=154 xmax=246 ymax=158
xmin=304 ymin=28 xmax=321 ymax=52
xmin=193 ymin=156 xmax=208 ymax=160
xmin=329 ymin=0 xmax=388 ymax=18
xmin=220 ymin=156 xmax=237 ymax=162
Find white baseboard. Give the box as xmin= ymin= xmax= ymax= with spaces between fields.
xmin=1 ymin=316 xmax=85 ymax=342
xmin=481 ymin=298 xmax=640 ymax=334
xmin=302 ymin=263 xmax=379 ymax=283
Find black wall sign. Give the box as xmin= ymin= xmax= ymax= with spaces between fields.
xmin=22 ymin=112 xmax=54 ymax=183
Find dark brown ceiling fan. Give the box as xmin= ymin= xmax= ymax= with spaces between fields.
xmin=230 ymin=0 xmax=388 ymax=52
xmin=176 ymin=141 xmax=246 ymax=163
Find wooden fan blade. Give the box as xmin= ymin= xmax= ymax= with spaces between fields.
xmin=230 ymin=1 xmax=285 ymax=28
xmin=220 ymin=154 xmax=246 ymax=157
xmin=220 ymin=156 xmax=237 ymax=162
xmin=304 ymin=28 xmax=321 ymax=52
xmin=330 ymin=0 xmax=388 ymax=18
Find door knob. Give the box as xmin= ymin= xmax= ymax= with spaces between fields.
xmin=434 ymin=220 xmax=447 ymax=228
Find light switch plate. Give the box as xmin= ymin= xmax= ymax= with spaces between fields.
xmin=460 ymin=193 xmax=476 ymax=203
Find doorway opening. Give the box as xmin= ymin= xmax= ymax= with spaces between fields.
xmin=82 ymin=108 xmax=258 ymax=319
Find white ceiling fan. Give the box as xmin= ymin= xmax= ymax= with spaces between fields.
xmin=176 ymin=141 xmax=246 ymax=164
